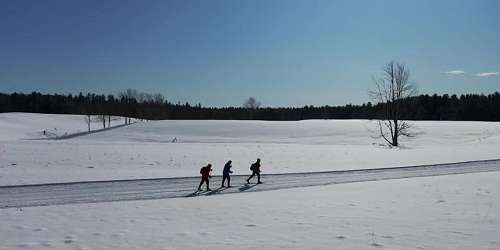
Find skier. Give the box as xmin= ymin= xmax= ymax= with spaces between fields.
xmin=198 ymin=163 xmax=212 ymax=191
xmin=221 ymin=160 xmax=233 ymax=188
xmin=246 ymin=158 xmax=262 ymax=184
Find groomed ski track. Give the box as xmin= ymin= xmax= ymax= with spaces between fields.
xmin=2 ymin=159 xmax=500 ymax=209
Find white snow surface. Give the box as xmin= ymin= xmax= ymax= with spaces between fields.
xmin=3 ymin=159 xmax=499 ymax=208
xmin=1 ymin=112 xmax=500 ymax=185
xmin=0 ymin=112 xmax=125 ymax=141
xmin=1 ymin=171 xmax=499 ymax=249
xmin=1 ymin=113 xmax=500 ymax=249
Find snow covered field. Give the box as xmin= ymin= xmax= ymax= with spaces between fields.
xmin=0 ymin=113 xmax=126 ymax=141
xmin=1 ymin=113 xmax=500 ymax=185
xmin=1 ymin=112 xmax=500 ymax=249
xmin=1 ymin=171 xmax=499 ymax=249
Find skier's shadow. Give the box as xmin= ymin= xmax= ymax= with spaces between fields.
xmin=184 ymin=183 xmax=258 ymax=197
xmin=238 ymin=183 xmax=257 ymax=192
xmin=205 ymin=187 xmax=227 ymax=196
xmin=185 ymin=191 xmax=201 ymax=197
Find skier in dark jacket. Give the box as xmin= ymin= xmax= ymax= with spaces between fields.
xmin=221 ymin=160 xmax=233 ymax=188
xmin=198 ymin=163 xmax=212 ymax=191
xmin=246 ymin=158 xmax=262 ymax=184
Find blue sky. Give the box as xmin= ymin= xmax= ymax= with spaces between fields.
xmin=1 ymin=0 xmax=499 ymax=107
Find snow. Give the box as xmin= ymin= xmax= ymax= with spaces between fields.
xmin=2 ymin=113 xmax=500 ymax=185
xmin=76 ymin=119 xmax=500 ymax=146
xmin=4 ymin=159 xmax=499 ymax=208
xmin=0 ymin=112 xmax=125 ymax=141
xmin=1 ymin=112 xmax=500 ymax=249
xmin=1 ymin=171 xmax=499 ymax=249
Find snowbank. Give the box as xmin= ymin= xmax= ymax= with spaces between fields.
xmin=1 ymin=171 xmax=499 ymax=249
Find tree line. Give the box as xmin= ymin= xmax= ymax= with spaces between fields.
xmin=1 ymin=90 xmax=500 ymax=122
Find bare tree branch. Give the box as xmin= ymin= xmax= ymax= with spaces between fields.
xmin=371 ymin=61 xmax=417 ymax=146
xmin=243 ymin=97 xmax=261 ymax=109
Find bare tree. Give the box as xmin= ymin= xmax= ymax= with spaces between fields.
xmin=153 ymin=93 xmax=164 ymax=104
xmin=136 ymin=92 xmax=145 ymax=103
xmin=144 ymin=93 xmax=154 ymax=103
xmin=84 ymin=115 xmax=92 ymax=132
xmin=243 ymin=97 xmax=261 ymax=120
xmin=97 ymin=114 xmax=106 ymax=129
xmin=370 ymin=61 xmax=417 ymax=147
xmin=243 ymin=97 xmax=261 ymax=109
xmin=119 ymin=89 xmax=140 ymax=124
xmin=126 ymin=89 xmax=139 ymax=101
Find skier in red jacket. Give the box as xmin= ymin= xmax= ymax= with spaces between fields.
xmin=198 ymin=163 xmax=213 ymax=191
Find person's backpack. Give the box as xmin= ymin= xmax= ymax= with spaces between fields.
xmin=250 ymin=163 xmax=255 ymax=171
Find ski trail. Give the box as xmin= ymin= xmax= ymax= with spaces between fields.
xmin=1 ymin=159 xmax=500 ymax=208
